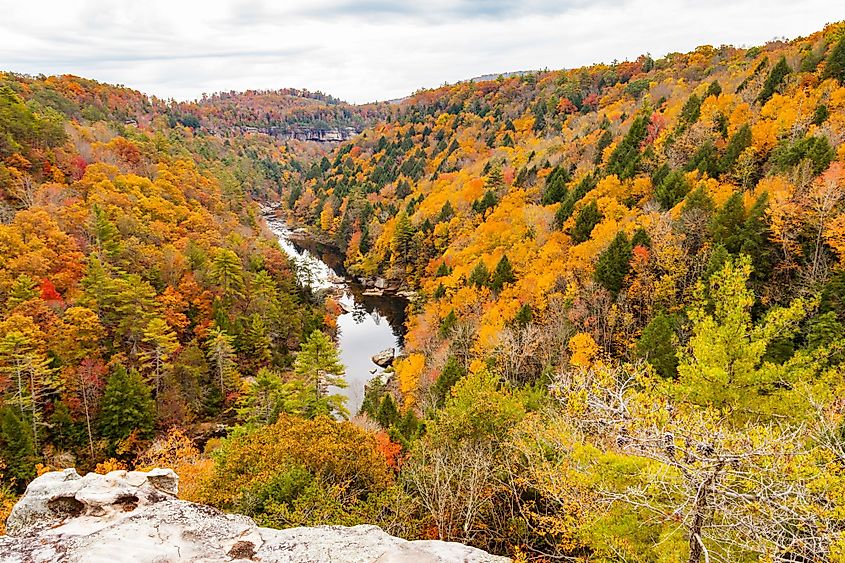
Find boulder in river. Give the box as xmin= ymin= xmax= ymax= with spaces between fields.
xmin=372 ymin=348 xmax=395 ymax=368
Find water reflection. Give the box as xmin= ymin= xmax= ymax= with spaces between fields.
xmin=266 ymin=218 xmax=407 ymax=413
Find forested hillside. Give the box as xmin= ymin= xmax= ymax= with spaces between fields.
xmin=3 ymin=20 xmax=845 ymax=563
xmin=278 ymin=21 xmax=845 ymax=561
xmin=0 ymin=73 xmax=349 ymax=505
xmin=172 ymin=89 xmax=393 ymax=136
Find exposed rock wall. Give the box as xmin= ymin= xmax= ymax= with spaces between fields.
xmin=0 ymin=469 xmax=508 ymax=562
xmin=218 ymin=126 xmax=359 ymax=142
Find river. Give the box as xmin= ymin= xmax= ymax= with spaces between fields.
xmin=266 ymin=217 xmax=407 ymax=414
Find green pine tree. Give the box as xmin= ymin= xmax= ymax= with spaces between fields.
xmin=717 ymin=124 xmax=752 ymax=175
xmin=541 ymin=165 xmax=570 ymax=205
xmin=605 ymin=115 xmax=648 ymax=179
xmin=711 ymin=192 xmax=746 ymax=253
xmin=594 ymin=231 xmax=632 ymax=295
xmin=636 ymin=313 xmax=678 ymax=379
xmin=431 ymin=356 xmax=467 ymax=407
xmin=437 ymin=200 xmax=455 ymax=223
xmin=822 ymin=37 xmax=845 ymax=83
xmin=6 ymin=274 xmax=38 ymax=310
xmin=90 ymin=204 xmax=122 ymax=262
xmin=468 ymin=261 xmax=490 ymax=288
xmin=655 ymin=170 xmax=691 ymax=210
xmin=210 ymin=249 xmax=245 ymax=300
xmin=570 ymin=201 xmax=602 ymax=244
xmin=375 ymin=394 xmax=399 ymax=428
xmin=439 ymin=310 xmax=458 ymax=338
xmin=0 ymin=407 xmax=36 ymax=490
xmin=293 ymin=330 xmax=347 ymax=419
xmin=757 ymin=56 xmax=790 ymax=105
xmin=237 ymin=367 xmax=285 ymax=425
xmin=490 ymin=255 xmax=516 ymax=291
xmin=98 ymin=365 xmax=155 ymax=451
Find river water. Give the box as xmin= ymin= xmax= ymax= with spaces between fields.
xmin=266 ymin=217 xmax=407 ymax=414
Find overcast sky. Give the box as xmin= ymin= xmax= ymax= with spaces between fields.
xmin=0 ymin=0 xmax=839 ymax=103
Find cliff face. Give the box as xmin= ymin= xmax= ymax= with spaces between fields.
xmin=0 ymin=469 xmax=508 ymax=563
xmin=217 ymin=125 xmax=360 ymax=142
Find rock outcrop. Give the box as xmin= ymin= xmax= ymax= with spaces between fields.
xmin=371 ymin=347 xmax=395 ymax=368
xmin=0 ymin=469 xmax=508 ymax=563
xmin=222 ymin=126 xmax=359 ymax=143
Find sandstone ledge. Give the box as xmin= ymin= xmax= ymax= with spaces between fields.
xmin=0 ymin=469 xmax=508 ymax=563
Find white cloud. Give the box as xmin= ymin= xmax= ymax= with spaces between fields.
xmin=0 ymin=0 xmax=838 ymax=103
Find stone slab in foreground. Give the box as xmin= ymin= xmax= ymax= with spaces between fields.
xmin=0 ymin=468 xmax=508 ymax=562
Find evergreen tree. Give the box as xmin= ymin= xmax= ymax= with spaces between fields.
xmin=541 ymin=165 xmax=570 ymax=205
xmin=114 ymin=274 xmax=157 ymax=354
xmin=655 ymin=170 xmax=691 ymax=210
xmin=0 ymin=407 xmax=36 ymax=489
xmin=286 ymin=183 xmax=302 ymax=209
xmin=636 ymin=313 xmax=678 ymax=378
xmin=685 ymin=141 xmax=718 ymax=177
xmin=594 ymin=129 xmax=613 ymax=165
xmin=394 ymin=409 xmax=422 ymax=445
xmin=237 ymin=367 xmax=285 ymax=425
xmin=490 ymin=255 xmax=516 ymax=291
xmin=90 ymin=204 xmax=122 ymax=262
xmin=468 ymin=261 xmax=490 ymax=288
xmin=711 ymin=192 xmax=746 ymax=253
xmin=375 ymin=394 xmax=399 ymax=428
xmin=706 ymin=80 xmax=723 ymax=98
xmin=140 ymin=317 xmax=179 ymax=396
xmin=757 ymin=56 xmax=790 ymax=105
xmin=437 ymin=200 xmax=455 ymax=223
xmin=80 ymin=256 xmax=115 ymax=316
xmin=293 ymin=330 xmax=347 ymax=419
xmin=594 ymin=231 xmax=632 ymax=295
xmin=822 ymin=37 xmax=845 ymax=83
xmin=431 ymin=356 xmax=466 ymax=407
xmin=210 ymin=249 xmax=245 ymax=300
xmin=514 ymin=304 xmax=533 ymax=328
xmin=433 ymin=283 xmax=446 ymax=299
xmin=717 ymin=124 xmax=752 ymax=175
xmin=605 ymin=115 xmax=648 ymax=179
xmin=630 ymin=227 xmax=652 ymax=249
xmin=240 ymin=314 xmax=273 ymax=373
xmin=98 ymin=366 xmax=155 ymax=450
xmin=812 ymin=104 xmax=829 ymax=126
xmin=676 ymin=256 xmax=809 ymax=415
xmin=206 ymin=326 xmax=239 ymax=394
xmin=570 ymin=201 xmax=602 ymax=243
xmin=485 ymin=165 xmax=504 ymax=190
xmin=555 ymin=174 xmax=597 ymax=228
xmin=806 ymin=312 xmax=845 ymax=359
xmin=681 ymin=186 xmax=715 ymax=216
xmin=740 ymin=193 xmax=774 ymax=281
xmin=679 ymin=94 xmax=702 ymax=125
xmin=439 ymin=310 xmax=458 ymax=338
xmin=393 ymin=211 xmax=415 ymax=260
xmin=472 ymin=190 xmax=498 ymax=215
xmin=7 ymin=274 xmax=38 ymax=310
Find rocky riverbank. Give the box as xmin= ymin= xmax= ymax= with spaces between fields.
xmin=261 ymin=207 xmax=418 ymax=300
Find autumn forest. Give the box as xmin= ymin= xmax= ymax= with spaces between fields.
xmin=3 ymin=20 xmax=845 ymax=562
